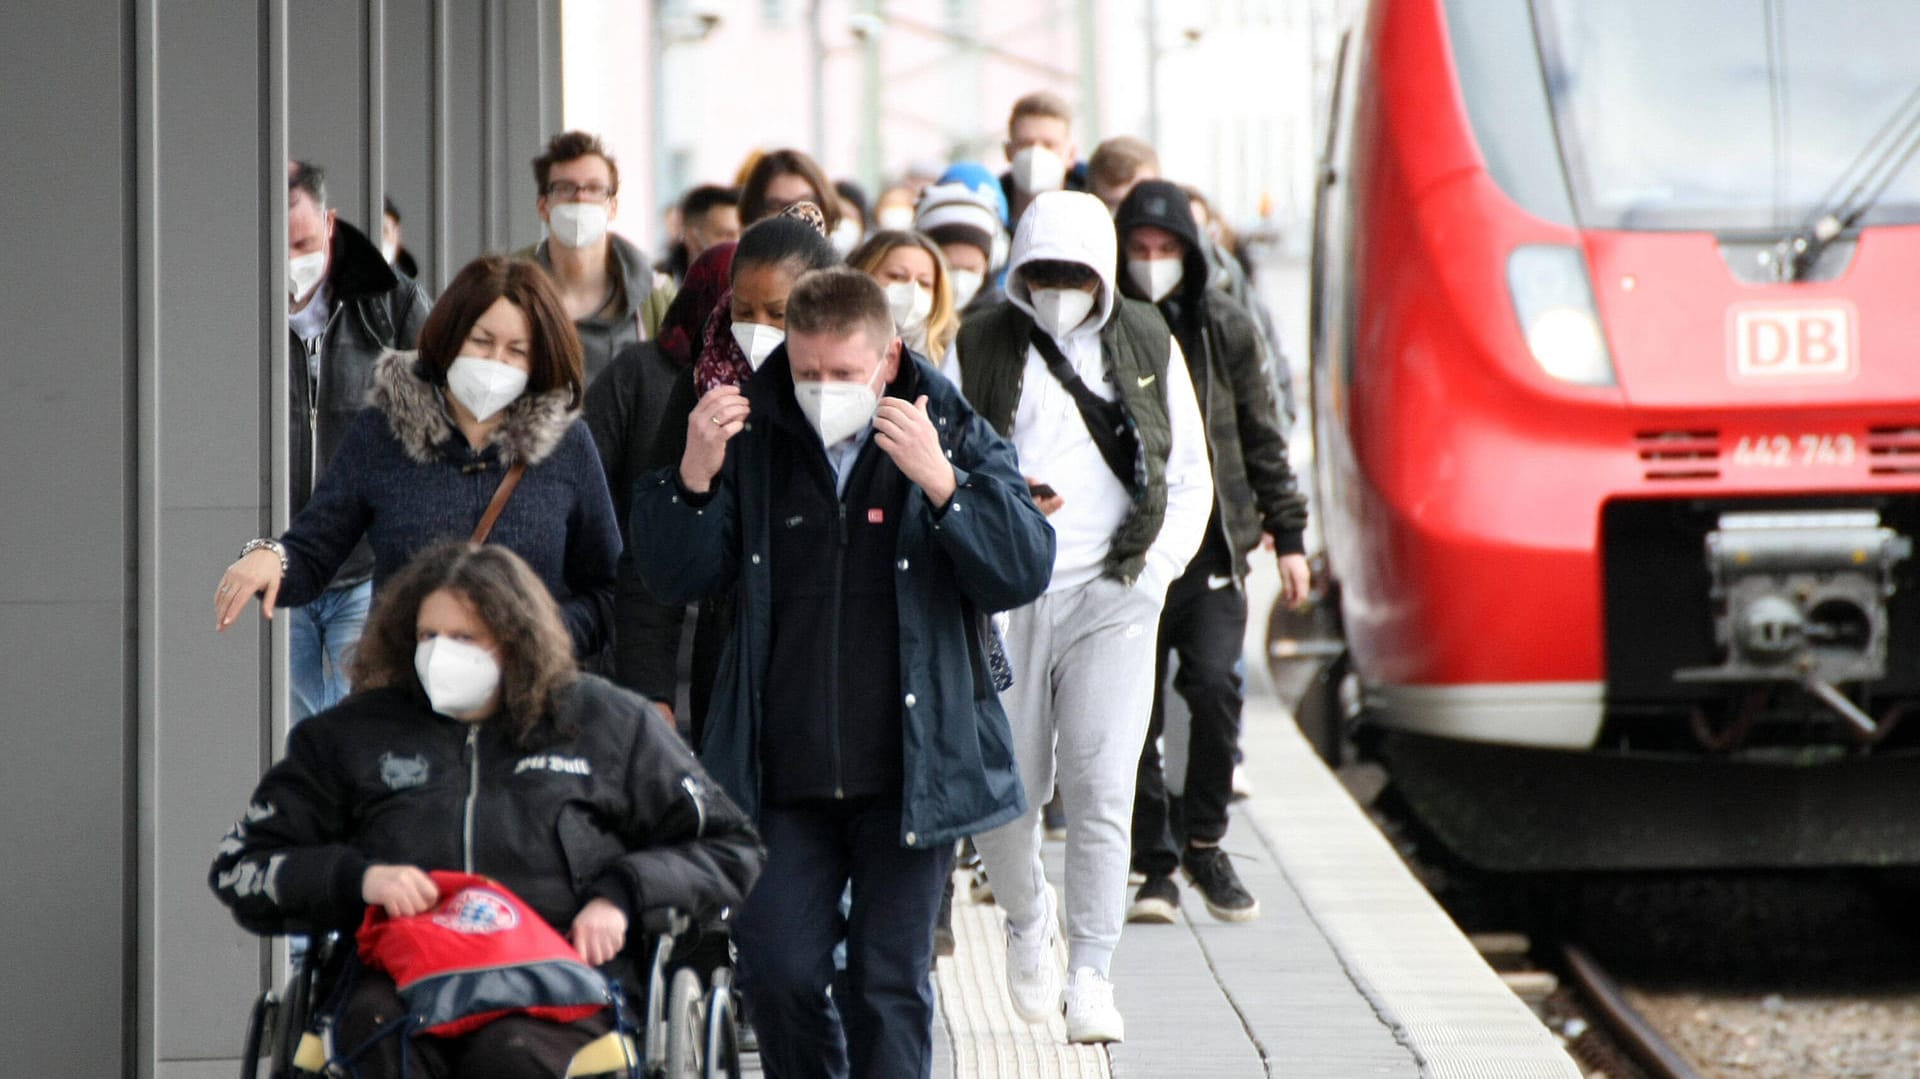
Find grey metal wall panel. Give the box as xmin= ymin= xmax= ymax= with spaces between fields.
xmin=146 ymin=0 xmax=278 ymax=1064
xmin=289 ymin=1 xmax=371 ymax=232
xmin=0 ymin=1 xmax=130 ymax=1073
xmin=384 ymin=0 xmax=437 ymax=287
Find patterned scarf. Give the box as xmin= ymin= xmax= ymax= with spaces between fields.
xmin=658 ymin=241 xmax=735 ymax=369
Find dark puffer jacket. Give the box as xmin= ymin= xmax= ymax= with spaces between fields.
xmin=209 ymin=676 xmax=762 ymax=938
xmin=276 ymin=352 xmax=621 ymax=656
xmin=1115 ymin=180 xmax=1308 ymax=568
xmin=292 ymin=218 xmax=433 ymax=588
xmin=630 ymin=352 xmax=1055 ymax=848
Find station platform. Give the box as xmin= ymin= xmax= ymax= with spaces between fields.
xmin=742 ymin=689 xmax=1581 ymax=1078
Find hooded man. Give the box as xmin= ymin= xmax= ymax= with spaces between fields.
xmin=1113 ymin=179 xmax=1311 ymax=927
xmin=951 ymin=190 xmax=1213 ymax=1044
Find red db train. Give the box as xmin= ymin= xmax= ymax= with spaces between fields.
xmin=1289 ymin=0 xmax=1920 ymax=870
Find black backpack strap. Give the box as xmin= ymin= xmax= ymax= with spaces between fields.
xmin=1026 ymin=326 xmax=1140 ymax=492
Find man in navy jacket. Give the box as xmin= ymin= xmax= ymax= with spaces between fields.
xmin=632 ymin=267 xmax=1053 ymax=1079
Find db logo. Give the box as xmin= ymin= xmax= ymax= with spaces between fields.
xmin=1729 ymin=303 xmax=1856 ymax=382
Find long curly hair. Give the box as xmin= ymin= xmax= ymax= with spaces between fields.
xmin=349 ymin=542 xmax=579 ymax=748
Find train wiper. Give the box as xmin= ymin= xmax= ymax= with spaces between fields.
xmin=1775 ymin=82 xmax=1920 ymax=281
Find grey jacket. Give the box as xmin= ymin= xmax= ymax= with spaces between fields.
xmin=526 ymin=233 xmax=655 ymax=386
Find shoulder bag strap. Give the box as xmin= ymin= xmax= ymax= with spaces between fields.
xmin=471 ymin=462 xmax=528 ymax=544
xmin=1027 ymin=326 xmax=1139 ymax=491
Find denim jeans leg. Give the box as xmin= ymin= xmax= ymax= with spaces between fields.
xmin=734 ymin=803 xmax=853 ymax=1079
xmin=840 ymin=801 xmax=946 ymax=1079
xmin=290 ymin=581 xmax=372 ymax=722
xmin=321 ymin=580 xmax=372 ymax=707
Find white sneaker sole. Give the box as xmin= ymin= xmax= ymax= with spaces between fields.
xmin=1066 ymin=1014 xmax=1126 ymax=1044
xmin=1201 ymin=896 xmax=1261 ymax=923
xmin=1126 ymin=896 xmax=1178 ymax=924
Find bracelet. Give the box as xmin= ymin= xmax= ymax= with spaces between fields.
xmin=238 ymin=537 xmax=289 ymax=576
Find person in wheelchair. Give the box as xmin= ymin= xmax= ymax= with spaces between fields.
xmin=210 ymin=542 xmax=763 ymax=1078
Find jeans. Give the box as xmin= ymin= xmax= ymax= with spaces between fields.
xmin=1132 ymin=567 xmax=1249 ymax=879
xmin=290 ymin=579 xmax=372 ymax=721
xmin=734 ymin=798 xmax=948 ymax=1079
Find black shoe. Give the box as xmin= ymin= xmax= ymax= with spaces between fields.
xmin=1126 ymin=874 xmax=1180 ymax=924
xmin=1181 ymin=846 xmax=1260 ymax=922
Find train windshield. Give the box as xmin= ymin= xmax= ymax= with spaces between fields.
xmin=1530 ymin=0 xmax=1920 ymax=232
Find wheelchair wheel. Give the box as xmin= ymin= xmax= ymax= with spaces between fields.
xmin=240 ymin=988 xmax=276 ymax=1079
xmin=702 ymin=979 xmax=741 ymax=1079
xmin=663 ymin=968 xmax=706 ymax=1078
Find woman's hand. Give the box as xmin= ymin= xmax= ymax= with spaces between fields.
xmin=361 ymin=864 xmax=440 ymax=918
xmin=215 ymin=548 xmax=286 ymax=630
xmin=570 ymin=897 xmax=629 ymax=966
xmin=680 ymin=384 xmax=750 ymax=494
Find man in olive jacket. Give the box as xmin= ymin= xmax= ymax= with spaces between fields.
xmin=631 ymin=267 xmax=1053 ymax=1079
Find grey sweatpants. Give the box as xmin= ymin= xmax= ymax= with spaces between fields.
xmin=972 ymin=576 xmax=1162 ymax=977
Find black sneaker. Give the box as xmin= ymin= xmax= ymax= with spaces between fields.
xmin=1126 ymin=874 xmax=1180 ymax=924
xmin=1182 ymin=846 xmax=1260 ymax=922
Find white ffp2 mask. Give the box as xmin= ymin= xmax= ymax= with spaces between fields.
xmin=1031 ymin=287 xmax=1096 ymax=338
xmin=1010 ymin=146 xmax=1067 ymax=195
xmin=414 ymin=637 xmax=501 ymax=717
xmin=446 ymin=355 xmax=529 ymax=422
xmin=547 ymin=202 xmax=610 ymax=248
xmin=731 ymin=321 xmax=786 ymax=371
xmin=949 ymin=270 xmax=984 ymax=309
xmin=1127 ymin=257 xmax=1184 ymax=303
xmin=885 ymin=281 xmax=933 ymax=333
xmin=289 ymin=250 xmax=327 ymax=302
xmin=794 ymin=369 xmax=883 ymax=447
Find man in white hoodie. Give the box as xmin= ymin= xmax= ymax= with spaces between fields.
xmin=950 ymin=191 xmax=1212 ymax=1043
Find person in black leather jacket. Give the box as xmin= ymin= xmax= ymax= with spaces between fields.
xmin=286 ymin=161 xmax=432 ymax=718
xmin=211 ymin=542 xmax=762 ymax=1079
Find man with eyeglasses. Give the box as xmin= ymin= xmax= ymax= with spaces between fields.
xmin=520 ymin=131 xmax=655 ymax=384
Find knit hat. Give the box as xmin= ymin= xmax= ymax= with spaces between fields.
xmin=915 ymin=181 xmax=1002 ymax=261
xmin=935 ymin=162 xmax=1010 ymax=225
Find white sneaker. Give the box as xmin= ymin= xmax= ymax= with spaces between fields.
xmin=1064 ymin=967 xmax=1125 ymax=1043
xmin=1003 ymin=885 xmax=1061 ymax=1024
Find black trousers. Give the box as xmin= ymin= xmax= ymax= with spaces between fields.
xmin=333 ymin=969 xmax=610 ymax=1079
xmin=1132 ymin=567 xmax=1249 ymax=879
xmin=733 ymin=797 xmax=948 ymax=1079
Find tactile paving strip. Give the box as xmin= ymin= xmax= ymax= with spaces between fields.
xmin=935 ymin=878 xmax=1111 ymax=1079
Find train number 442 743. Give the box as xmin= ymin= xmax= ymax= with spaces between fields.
xmin=1729 ymin=433 xmax=1857 ymax=468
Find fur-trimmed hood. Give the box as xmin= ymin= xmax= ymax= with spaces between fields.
xmin=369 ymin=350 xmax=578 ymax=467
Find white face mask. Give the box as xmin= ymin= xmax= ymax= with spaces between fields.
xmin=414 ymin=637 xmax=501 ymax=718
xmin=547 ymin=201 xmax=610 ymax=248
xmin=380 ymin=239 xmax=399 ymax=265
xmin=289 ymin=250 xmax=328 ymax=302
xmin=885 ymin=281 xmax=933 ymax=333
xmin=1031 ymin=286 xmax=1096 ymax=338
xmin=829 ymin=217 xmax=863 ymax=256
xmin=794 ymin=366 xmax=884 ymax=447
xmin=1128 ymin=257 xmax=1184 ymax=303
xmin=949 ymin=269 xmax=985 ymax=309
xmin=1010 ymin=146 xmax=1067 ymax=195
xmin=877 ymin=206 xmax=915 ymax=231
xmin=446 ymin=355 xmax=530 ymax=422
xmin=731 ymin=321 xmax=786 ymax=371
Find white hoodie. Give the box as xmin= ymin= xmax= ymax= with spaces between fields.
xmin=953 ymin=190 xmax=1211 ymax=600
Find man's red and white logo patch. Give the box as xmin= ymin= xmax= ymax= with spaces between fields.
xmin=432 ymin=887 xmax=520 ymax=934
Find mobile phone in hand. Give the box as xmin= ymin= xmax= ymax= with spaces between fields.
xmin=1027 ymin=482 xmax=1059 ymax=501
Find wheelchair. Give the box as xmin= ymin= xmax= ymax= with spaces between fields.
xmin=240 ymin=910 xmax=743 ymax=1079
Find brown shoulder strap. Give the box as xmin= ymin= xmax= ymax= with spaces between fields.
xmin=471 ymin=462 xmax=527 ymax=544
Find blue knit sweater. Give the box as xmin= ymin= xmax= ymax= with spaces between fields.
xmin=278 ymin=351 xmax=620 ymax=655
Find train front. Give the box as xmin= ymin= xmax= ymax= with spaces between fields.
xmin=1317 ymin=0 xmax=1920 ymax=870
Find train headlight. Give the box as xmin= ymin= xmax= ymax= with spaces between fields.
xmin=1507 ymin=245 xmax=1616 ymax=387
